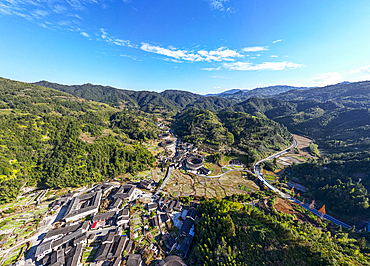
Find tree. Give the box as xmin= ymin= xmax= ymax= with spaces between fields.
xmin=213 ymin=153 xmax=221 ymax=164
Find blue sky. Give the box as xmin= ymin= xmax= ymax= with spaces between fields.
xmin=1 ymin=0 xmax=370 ymax=94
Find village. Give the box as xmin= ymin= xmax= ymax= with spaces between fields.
xmin=0 ymin=125 xmax=317 ymax=266
xmin=0 ymin=124 xmax=224 ymax=266
xmin=30 ymin=179 xmax=196 ymax=266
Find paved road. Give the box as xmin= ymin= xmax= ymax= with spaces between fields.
xmin=155 ymin=165 xmax=173 ymax=196
xmin=254 ymin=139 xmax=298 ymax=197
xmin=155 ymin=129 xmax=180 ymax=196
xmin=253 ymin=139 xmax=352 ymax=229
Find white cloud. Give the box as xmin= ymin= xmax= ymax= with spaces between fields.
xmin=50 ymin=4 xmax=67 ymax=14
xmin=212 ymin=75 xmax=231 ymax=79
xmin=80 ymin=31 xmax=90 ymax=38
xmin=32 ymin=9 xmax=49 ymax=18
xmin=311 ymin=72 xmax=343 ymax=86
xmin=272 ymin=39 xmax=282 ymax=43
xmin=100 ymin=28 xmax=133 ymax=47
xmin=140 ymin=43 xmax=243 ymax=62
xmin=223 ymin=61 xmax=304 ymax=71
xmin=242 ymin=46 xmax=268 ymax=52
xmin=206 ymin=0 xmax=228 ymax=10
xmin=350 ymin=65 xmax=370 ymax=74
xmin=0 ymin=0 xmax=102 ymax=33
xmin=120 ymin=54 xmax=137 ymax=60
xmin=202 ymin=67 xmax=221 ymax=71
xmin=0 ymin=0 xmax=103 ymax=20
xmin=271 ymin=55 xmax=278 ymax=58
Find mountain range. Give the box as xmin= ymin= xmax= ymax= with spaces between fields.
xmin=206 ymin=85 xmax=310 ymax=101
xmin=34 ymin=79 xmax=370 ymax=154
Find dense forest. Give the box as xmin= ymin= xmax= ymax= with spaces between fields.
xmin=208 ymin=85 xmax=309 ymax=102
xmin=273 ymin=81 xmax=370 ymax=109
xmin=231 ymin=97 xmax=370 ymax=154
xmin=36 ymin=79 xmax=370 ymax=154
xmin=173 ymin=108 xmax=234 ymax=148
xmin=286 ymin=151 xmax=370 ymax=221
xmin=34 ymin=80 xmax=182 ymax=115
xmin=218 ymin=111 xmax=292 ymax=162
xmin=0 ymin=78 xmax=156 ymax=203
xmin=173 ymin=108 xmax=292 ymax=164
xmin=189 ymin=198 xmax=370 ymax=266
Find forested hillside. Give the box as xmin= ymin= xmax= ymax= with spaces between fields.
xmin=159 ymin=90 xmax=203 ymax=107
xmin=0 ymin=78 xmax=156 ymax=203
xmin=5 ymin=77 xmax=370 ymax=225
xmin=210 ymin=85 xmax=309 ymax=102
xmin=173 ymin=108 xmax=234 ymax=148
xmin=173 ymin=108 xmax=292 ymax=164
xmin=273 ymin=81 xmax=370 ymax=108
xmin=190 ymin=198 xmax=370 ymax=266
xmin=185 ymin=97 xmax=237 ymax=112
xmin=218 ymin=111 xmax=292 ymax=163
xmin=286 ymin=151 xmax=370 ymax=222
xmin=231 ymin=98 xmax=370 ymax=154
xmin=33 ymin=81 xmax=182 ymax=115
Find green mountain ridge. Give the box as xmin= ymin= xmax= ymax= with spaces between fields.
xmin=172 ymin=108 xmax=292 ymax=165
xmin=33 ymin=80 xmax=183 ymax=114
xmin=207 ymin=85 xmax=310 ymax=102
xmin=0 ymin=77 xmax=157 ymax=203
xmin=272 ymin=80 xmax=370 ymax=108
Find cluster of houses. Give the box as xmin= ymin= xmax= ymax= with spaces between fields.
xmin=35 ymin=221 xmax=90 ymax=265
xmin=167 ymin=141 xmax=211 ymax=176
xmin=34 ymin=180 xmax=196 ymax=266
xmin=155 ymin=123 xmax=211 ymax=176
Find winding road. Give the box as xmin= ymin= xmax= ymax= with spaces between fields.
xmin=158 ymin=135 xmax=352 ymax=229
xmin=253 ymin=139 xmax=352 ymax=229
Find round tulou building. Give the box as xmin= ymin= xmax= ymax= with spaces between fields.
xmin=185 ymin=154 xmax=204 ymax=170
xmin=160 ymin=140 xmax=175 ymax=149
xmin=158 ymin=133 xmax=171 ymax=140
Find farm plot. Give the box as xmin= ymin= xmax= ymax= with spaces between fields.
xmin=164 ymin=169 xmax=259 ymax=199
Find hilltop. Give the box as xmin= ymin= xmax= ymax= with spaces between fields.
xmin=206 ymin=85 xmax=310 ymax=102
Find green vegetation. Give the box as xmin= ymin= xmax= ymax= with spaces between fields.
xmin=34 ymin=80 xmax=182 ymax=114
xmin=231 ymin=97 xmax=370 ymax=154
xmin=222 ymin=81 xmax=370 ymax=222
xmin=186 ymin=96 xmax=237 ymax=112
xmin=173 ymin=108 xmax=234 ymax=148
xmin=308 ymin=143 xmax=320 ymax=157
xmin=287 ymin=152 xmax=370 ymax=220
xmin=0 ymin=78 xmax=155 ymax=203
xmin=212 ymin=85 xmax=308 ymax=102
xmin=110 ymin=110 xmax=160 ymax=140
xmin=173 ymin=109 xmax=292 ymax=165
xmin=190 ymin=198 xmax=370 ymax=266
xmin=260 ymin=159 xmax=280 ymax=172
xmin=219 ymin=110 xmax=292 ymax=161
xmin=273 ymin=80 xmax=370 ymax=108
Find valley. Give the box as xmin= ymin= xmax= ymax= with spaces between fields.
xmin=0 ymin=77 xmax=370 ymax=265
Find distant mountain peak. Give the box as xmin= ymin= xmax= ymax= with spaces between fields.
xmin=207 ymin=85 xmax=309 ymax=102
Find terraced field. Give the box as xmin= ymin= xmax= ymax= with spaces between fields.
xmin=165 ymin=169 xmax=259 ymax=198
